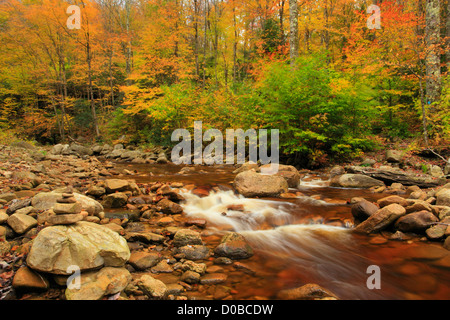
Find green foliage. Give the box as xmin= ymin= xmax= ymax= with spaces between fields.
xmin=436 ymin=76 xmax=450 ymax=141
xmin=243 ymin=55 xmax=379 ymax=165
xmin=421 ymin=163 xmax=428 ymax=174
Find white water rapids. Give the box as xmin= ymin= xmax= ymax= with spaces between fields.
xmin=179 ymin=188 xmax=392 ymax=299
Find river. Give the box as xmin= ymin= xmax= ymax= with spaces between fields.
xmin=113 ymin=162 xmax=450 ymax=300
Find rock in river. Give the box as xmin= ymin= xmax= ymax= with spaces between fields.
xmin=353 ymin=204 xmax=406 ymax=234
xmin=233 ymin=170 xmax=288 ymax=198
xmin=214 ymin=232 xmax=254 ymax=260
xmin=330 ymin=174 xmax=384 ymax=189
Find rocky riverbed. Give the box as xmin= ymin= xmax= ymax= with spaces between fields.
xmin=0 ymin=142 xmax=449 ymax=300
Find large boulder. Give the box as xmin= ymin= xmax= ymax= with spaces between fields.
xmin=65 ymin=267 xmax=131 ymax=300
xmin=27 ymin=222 xmax=130 ymax=275
xmin=233 ymin=170 xmax=289 ymax=198
xmin=351 ymin=199 xmax=379 ymax=223
xmin=214 ymin=232 xmax=253 ymax=260
xmin=394 ymin=211 xmax=439 ymax=233
xmin=353 ymin=204 xmax=406 ymax=234
xmin=32 ymin=191 xmax=104 ymax=215
xmin=330 ymin=174 xmax=384 ymax=189
xmin=258 ymin=164 xmax=301 ymax=188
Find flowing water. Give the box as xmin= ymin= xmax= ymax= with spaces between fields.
xmin=115 ymin=163 xmax=450 ymax=300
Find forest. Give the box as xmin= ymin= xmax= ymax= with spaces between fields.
xmin=0 ymin=0 xmax=449 ymax=167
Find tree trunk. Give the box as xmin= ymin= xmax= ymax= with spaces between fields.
xmin=233 ymin=4 xmax=237 ymax=82
xmin=289 ymin=0 xmax=299 ymax=66
xmin=109 ymin=49 xmax=115 ymax=107
xmin=447 ymin=0 xmax=450 ymax=70
xmin=194 ymin=0 xmax=199 ymax=79
xmin=425 ymin=0 xmax=441 ymax=109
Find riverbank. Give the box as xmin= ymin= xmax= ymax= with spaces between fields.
xmin=0 ymin=142 xmax=449 ymax=300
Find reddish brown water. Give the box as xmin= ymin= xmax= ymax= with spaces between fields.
xmin=115 ymin=163 xmax=450 ymax=300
